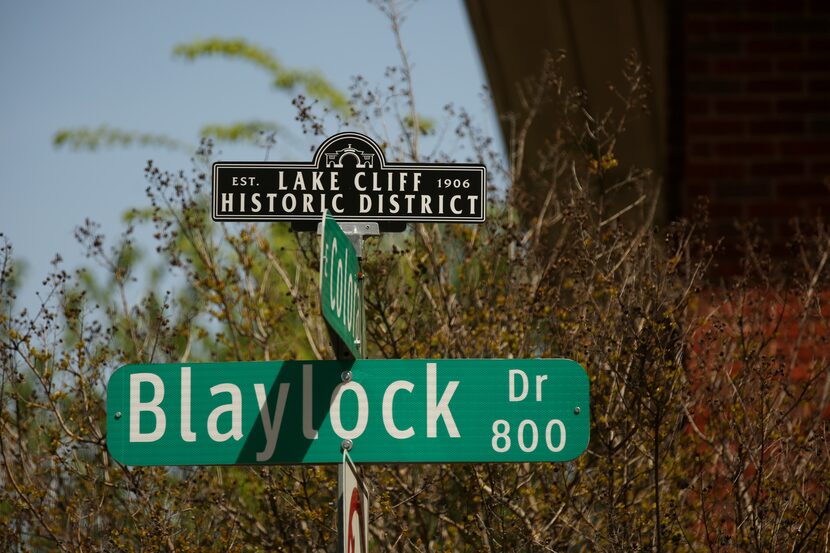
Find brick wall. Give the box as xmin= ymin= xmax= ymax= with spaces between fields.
xmin=679 ymin=0 xmax=830 ymax=264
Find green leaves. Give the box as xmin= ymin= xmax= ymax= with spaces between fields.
xmin=52 ymin=126 xmax=188 ymax=151
xmin=173 ymin=37 xmax=349 ymax=113
xmin=53 ymin=38 xmax=351 ymax=152
xmin=199 ymin=120 xmax=280 ymax=143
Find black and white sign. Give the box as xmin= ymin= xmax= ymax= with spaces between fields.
xmin=212 ymin=132 xmax=486 ymax=224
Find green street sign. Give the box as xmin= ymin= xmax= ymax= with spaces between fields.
xmin=320 ymin=211 xmax=364 ymax=358
xmin=106 ymin=359 xmax=589 ymax=466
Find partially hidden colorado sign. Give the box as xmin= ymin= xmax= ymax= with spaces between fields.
xmin=106 ymin=359 xmax=589 ymax=466
xmin=212 ymin=132 xmax=486 ymax=223
xmin=320 ymin=211 xmax=364 ymax=358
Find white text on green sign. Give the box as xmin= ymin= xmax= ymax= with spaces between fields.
xmin=106 ymin=359 xmax=589 ymax=465
xmin=320 ymin=211 xmax=363 ymax=358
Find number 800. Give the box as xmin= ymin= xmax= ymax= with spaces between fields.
xmin=491 ymin=419 xmax=566 ymax=453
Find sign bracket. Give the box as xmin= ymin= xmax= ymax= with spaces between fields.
xmin=317 ymin=221 xmax=380 ymax=258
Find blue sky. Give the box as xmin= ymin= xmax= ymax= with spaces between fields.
xmin=0 ymin=0 xmax=494 ymax=310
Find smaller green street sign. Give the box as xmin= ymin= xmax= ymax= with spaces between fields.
xmin=320 ymin=211 xmax=364 ymax=358
xmin=106 ymin=359 xmax=589 ymax=466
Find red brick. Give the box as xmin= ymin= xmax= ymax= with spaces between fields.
xmin=750 ymin=161 xmax=805 ymax=177
xmin=752 ymin=0 xmax=810 ymax=12
xmin=715 ymin=181 xmax=774 ymax=199
xmin=778 ymin=99 xmax=830 ymax=114
xmin=810 ymin=162 xmax=830 ymax=177
xmin=809 ymin=0 xmax=830 ymax=14
xmin=687 ymin=79 xmax=742 ymax=95
xmin=777 ymin=58 xmax=830 ymax=73
xmin=687 ymin=2 xmax=741 ymax=15
xmin=686 ymin=58 xmax=709 ymax=73
xmin=774 ymin=17 xmax=830 ymax=34
xmin=749 ymin=119 xmax=805 ymax=134
xmin=716 ymin=99 xmax=773 ymax=115
xmin=713 ymin=58 xmax=773 ymax=74
xmin=746 ymin=78 xmax=803 ymax=94
xmin=690 ymin=142 xmax=712 ymax=157
xmin=686 ymin=97 xmax=710 ymax=115
xmin=677 ymin=4 xmax=830 ymax=254
xmin=776 ymin=180 xmax=830 ymax=197
xmin=687 ymin=162 xmax=745 ymax=179
xmin=807 ymin=37 xmax=830 ymax=52
xmin=715 ymin=141 xmax=776 ymax=157
xmin=689 ymin=39 xmax=742 ymax=55
xmin=779 ymin=140 xmax=830 ymax=155
xmin=711 ymin=18 xmax=773 ymax=34
xmin=803 ymin=201 xmax=830 ymax=217
xmin=746 ymin=202 xmax=804 ymax=218
xmin=776 ymin=222 xmax=799 ymax=241
xmin=708 ymin=201 xmax=745 ymax=217
xmin=689 ymin=119 xmax=746 ymax=135
xmin=686 ymin=183 xmax=713 ymax=197
xmin=685 ymin=17 xmax=711 ymax=34
xmin=808 ymin=79 xmax=830 ymax=93
xmin=810 ymin=119 xmax=830 ymax=134
xmin=746 ymin=38 xmax=804 ymax=54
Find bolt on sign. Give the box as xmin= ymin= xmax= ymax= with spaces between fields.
xmin=211 ymin=132 xmax=487 ymax=224
xmin=339 ymin=450 xmax=368 ymax=553
xmin=106 ymin=359 xmax=589 ymax=465
xmin=320 ymin=211 xmax=364 ymax=358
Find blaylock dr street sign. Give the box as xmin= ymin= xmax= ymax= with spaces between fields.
xmin=106 ymin=359 xmax=589 ymax=466
xmin=320 ymin=211 xmax=364 ymax=358
xmin=212 ymin=132 xmax=486 ymax=224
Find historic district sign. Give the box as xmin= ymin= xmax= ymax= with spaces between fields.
xmin=212 ymin=132 xmax=486 ymax=223
xmin=106 ymin=359 xmax=589 ymax=465
xmin=320 ymin=211 xmax=364 ymax=358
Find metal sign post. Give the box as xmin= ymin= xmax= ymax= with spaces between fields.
xmin=338 ymin=449 xmax=369 ymax=553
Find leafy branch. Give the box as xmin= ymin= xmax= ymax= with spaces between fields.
xmin=173 ymin=37 xmax=349 ymax=114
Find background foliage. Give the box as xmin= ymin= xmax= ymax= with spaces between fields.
xmin=2 ymin=2 xmax=829 ymax=551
